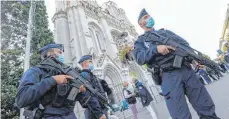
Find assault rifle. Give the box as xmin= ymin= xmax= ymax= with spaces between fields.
xmin=145 ymin=32 xmax=224 ymax=73
xmin=37 ymin=57 xmax=114 ymax=111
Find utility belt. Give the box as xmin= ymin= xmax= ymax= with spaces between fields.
xmin=24 ymin=84 xmax=72 ymax=119
xmin=148 ymin=55 xmax=191 ymax=85
xmin=23 ymin=104 xmax=45 ymax=119
xmin=160 ymin=61 xmax=191 ymax=72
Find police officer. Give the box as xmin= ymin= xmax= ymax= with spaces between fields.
xmin=15 ymin=44 xmax=78 ymax=119
xmin=77 ymin=55 xmax=108 ymax=119
xmin=132 ymin=9 xmax=220 ymax=119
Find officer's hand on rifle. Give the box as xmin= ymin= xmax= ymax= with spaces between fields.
xmin=52 ymin=75 xmax=73 ymax=84
xmin=99 ymin=114 xmax=106 ymax=119
xmin=79 ymin=85 xmax=86 ymax=92
xmin=157 ymin=45 xmax=175 ymax=55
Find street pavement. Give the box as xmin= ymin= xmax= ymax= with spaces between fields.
xmin=115 ymin=73 xmax=229 ymax=119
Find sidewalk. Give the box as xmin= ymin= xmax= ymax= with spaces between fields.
xmin=114 ymin=100 xmax=170 ymax=119
xmin=114 ymin=74 xmax=229 ymax=119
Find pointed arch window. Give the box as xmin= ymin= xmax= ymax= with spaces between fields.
xmin=88 ymin=22 xmax=106 ymax=54
xmin=89 ymin=28 xmax=99 ymax=54
xmin=95 ymin=31 xmax=105 ymax=51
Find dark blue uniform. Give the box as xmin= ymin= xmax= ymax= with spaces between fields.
xmin=77 ymin=55 xmax=108 ymax=119
xmin=16 ymin=67 xmax=76 ymax=119
xmin=132 ymin=28 xmax=219 ymax=119
xmin=15 ymin=44 xmax=77 ymax=119
xmin=77 ymin=69 xmax=108 ymax=119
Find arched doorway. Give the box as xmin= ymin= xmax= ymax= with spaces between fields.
xmin=129 ymin=62 xmax=164 ymax=103
xmin=103 ymin=63 xmax=123 ymax=104
xmin=128 ymin=62 xmax=146 ymax=83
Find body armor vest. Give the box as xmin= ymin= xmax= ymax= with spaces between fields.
xmin=36 ymin=65 xmax=74 ymax=108
xmin=144 ymin=29 xmax=190 ymax=71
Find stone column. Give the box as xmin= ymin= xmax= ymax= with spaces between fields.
xmin=66 ymin=7 xmax=82 ymax=65
xmin=73 ymin=2 xmax=90 ymax=55
xmin=52 ymin=11 xmax=72 ymax=66
xmin=99 ymin=14 xmax=118 ymax=59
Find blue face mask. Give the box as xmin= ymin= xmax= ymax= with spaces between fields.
xmin=145 ymin=17 xmax=155 ymax=28
xmin=58 ymin=54 xmax=64 ymax=63
xmin=88 ymin=64 xmax=94 ymax=71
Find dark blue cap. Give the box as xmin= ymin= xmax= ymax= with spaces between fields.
xmin=78 ymin=55 xmax=92 ymax=64
xmin=38 ymin=43 xmax=64 ymax=54
xmin=138 ymin=8 xmax=148 ymax=22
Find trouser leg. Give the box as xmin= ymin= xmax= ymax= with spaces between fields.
xmin=183 ymin=68 xmax=220 ymax=119
xmin=130 ymin=104 xmax=138 ymax=119
xmin=161 ymin=69 xmax=191 ymax=119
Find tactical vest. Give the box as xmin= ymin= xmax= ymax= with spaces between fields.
xmin=80 ymin=69 xmax=107 ymax=110
xmin=23 ymin=66 xmax=75 ymax=119
xmin=144 ymin=29 xmax=190 ymax=71
xmin=81 ymin=69 xmax=105 ymax=95
xmin=35 ymin=65 xmax=74 ymax=108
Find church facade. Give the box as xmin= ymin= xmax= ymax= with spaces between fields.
xmin=52 ymin=1 xmax=164 ymax=118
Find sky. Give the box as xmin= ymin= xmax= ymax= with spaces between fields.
xmin=45 ymin=0 xmax=229 ymax=59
